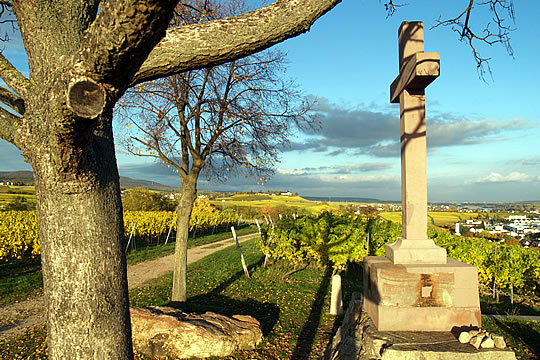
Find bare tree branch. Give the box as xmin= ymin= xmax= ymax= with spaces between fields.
xmin=131 ymin=0 xmax=342 ymax=85
xmin=431 ymin=0 xmax=515 ymax=79
xmin=0 ymin=52 xmax=29 ymax=97
xmin=382 ymin=0 xmax=408 ymax=18
xmin=0 ymin=85 xmax=24 ymax=114
xmin=383 ymin=0 xmax=515 ymax=79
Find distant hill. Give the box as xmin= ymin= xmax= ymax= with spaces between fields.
xmin=303 ymin=195 xmax=387 ymax=203
xmin=119 ymin=177 xmax=179 ymax=192
xmin=0 ymin=171 xmax=34 ymax=184
xmin=0 ymin=170 xmax=178 ymax=192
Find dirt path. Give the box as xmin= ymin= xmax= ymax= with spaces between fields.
xmin=0 ymin=232 xmax=259 ymax=342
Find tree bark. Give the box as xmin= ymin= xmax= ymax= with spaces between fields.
xmin=1 ymin=1 xmax=341 ymax=358
xmin=34 ymin=110 xmax=133 ymax=359
xmin=171 ymin=173 xmax=198 ymax=302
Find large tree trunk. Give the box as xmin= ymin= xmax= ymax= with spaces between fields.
xmin=33 ymin=109 xmax=133 ymax=359
xmin=171 ymin=174 xmax=198 ymax=302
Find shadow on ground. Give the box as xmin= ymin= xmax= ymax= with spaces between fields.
xmin=168 ymin=257 xmax=280 ymax=336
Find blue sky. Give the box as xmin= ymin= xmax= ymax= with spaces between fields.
xmin=1 ymin=1 xmax=539 ymax=202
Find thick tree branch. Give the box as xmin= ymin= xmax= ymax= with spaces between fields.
xmin=75 ymin=0 xmax=177 ymax=90
xmin=0 ymin=85 xmax=24 ymax=114
xmin=131 ymin=0 xmax=341 ymax=85
xmin=0 ymin=104 xmax=21 ymax=145
xmin=0 ymin=53 xmax=29 ymax=97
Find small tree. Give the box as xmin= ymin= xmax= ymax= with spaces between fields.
xmin=122 ymin=187 xmax=175 ymax=211
xmin=116 ymin=0 xmax=317 ymax=301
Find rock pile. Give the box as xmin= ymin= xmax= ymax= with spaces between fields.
xmin=458 ymin=329 xmax=507 ymax=349
xmin=131 ymin=306 xmax=263 ymax=359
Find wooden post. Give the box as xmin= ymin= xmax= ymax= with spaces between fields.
xmin=164 ymin=217 xmax=175 ymax=245
xmin=329 ymin=273 xmax=343 ymax=315
xmin=231 ymin=226 xmax=250 ymax=278
xmin=125 ymin=221 xmax=135 ymax=253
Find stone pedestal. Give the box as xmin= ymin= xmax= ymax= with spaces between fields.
xmin=386 ymin=237 xmax=448 ymax=264
xmin=325 ymin=294 xmax=516 ymax=360
xmin=363 ymin=256 xmax=481 ymax=331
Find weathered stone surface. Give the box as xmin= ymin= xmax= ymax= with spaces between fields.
xmin=325 ymin=296 xmax=517 ymax=360
xmin=481 ymin=337 xmax=495 ymax=349
xmin=131 ymin=306 xmax=262 ymax=359
xmin=458 ymin=331 xmax=472 ymax=343
xmin=470 ymin=334 xmax=486 ymax=349
xmin=363 ymin=256 xmax=481 ymax=331
xmin=493 ymin=335 xmax=506 ymax=349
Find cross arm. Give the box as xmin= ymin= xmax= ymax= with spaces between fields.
xmin=390 ymin=52 xmax=440 ymax=103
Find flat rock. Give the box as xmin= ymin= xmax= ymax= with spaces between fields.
xmin=131 ymin=306 xmax=262 ymax=359
xmin=493 ymin=335 xmax=506 ymax=349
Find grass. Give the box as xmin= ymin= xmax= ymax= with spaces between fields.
xmin=1 ymin=237 xmax=538 ymax=359
xmin=0 ymin=239 xmax=362 ymax=360
xmin=129 ymin=239 xmax=359 ymax=360
xmin=482 ymin=316 xmax=540 ymax=360
xmin=126 ymin=224 xmax=257 ymax=265
xmin=0 ymin=258 xmax=42 ymax=306
xmin=0 ymin=226 xmax=257 ymax=306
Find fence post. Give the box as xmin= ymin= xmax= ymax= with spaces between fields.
xmin=165 ymin=216 xmax=175 ymax=245
xmin=493 ymin=243 xmax=498 ymax=300
xmin=510 ymin=248 xmax=514 ymax=305
xmin=125 ymin=221 xmax=136 ymax=254
xmin=231 ymin=226 xmax=250 ymax=278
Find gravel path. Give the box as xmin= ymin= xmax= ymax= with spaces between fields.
xmin=0 ymin=232 xmax=259 ymax=342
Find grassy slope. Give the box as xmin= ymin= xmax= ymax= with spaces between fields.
xmin=0 ymin=226 xmax=257 ymax=306
xmin=1 ymin=239 xmax=537 ymax=359
xmin=213 ymin=194 xmax=341 ymax=214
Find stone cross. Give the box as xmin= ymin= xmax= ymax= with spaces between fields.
xmin=386 ymin=21 xmax=447 ymax=264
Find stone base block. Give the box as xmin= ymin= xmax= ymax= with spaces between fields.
xmin=363 ymin=256 xmax=481 ymax=331
xmin=325 ymin=294 xmax=516 ymax=360
xmin=386 ymin=237 xmax=448 ymax=264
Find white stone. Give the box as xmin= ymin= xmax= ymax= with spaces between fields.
xmin=481 ymin=337 xmax=495 ymax=349
xmin=470 ymin=334 xmax=485 ymax=349
xmin=458 ymin=331 xmax=472 ymax=344
xmin=493 ymin=335 xmax=506 ymax=349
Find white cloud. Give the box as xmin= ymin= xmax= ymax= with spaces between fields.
xmin=319 ymin=174 xmax=398 ymax=183
xmin=467 ymin=171 xmax=538 ymax=184
xmin=276 ymin=168 xmax=307 ymax=175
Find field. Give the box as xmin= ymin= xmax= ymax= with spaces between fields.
xmin=0 ymin=186 xmax=36 ymax=208
xmin=212 ymin=194 xmax=339 ymax=214
xmin=380 ymin=211 xmax=480 ymax=228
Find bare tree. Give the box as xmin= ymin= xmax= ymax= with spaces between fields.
xmin=0 ymin=1 xmax=340 ymax=358
xmin=116 ymin=0 xmax=316 ymax=302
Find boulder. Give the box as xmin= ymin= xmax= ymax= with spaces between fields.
xmin=131 ymin=306 xmax=263 ymax=359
